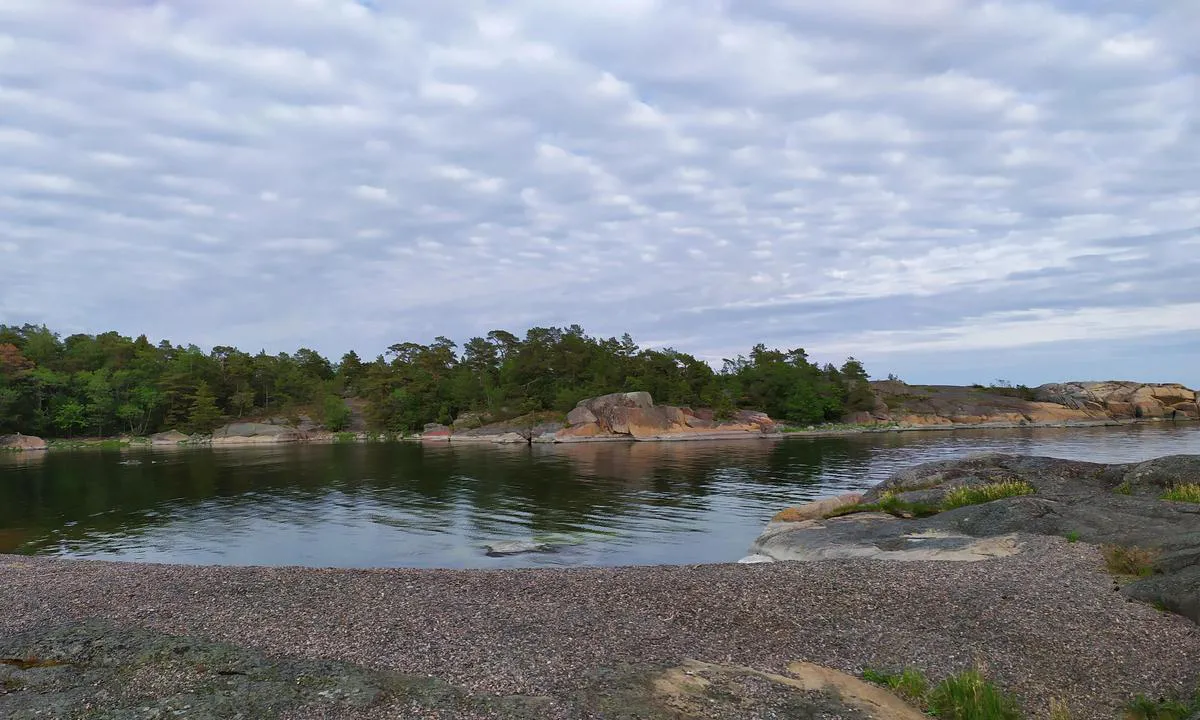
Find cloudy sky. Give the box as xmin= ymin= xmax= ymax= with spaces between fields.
xmin=1 ymin=0 xmax=1197 ymax=385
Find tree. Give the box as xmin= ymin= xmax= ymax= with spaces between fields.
xmin=187 ymin=382 xmax=223 ymax=433
xmin=54 ymin=400 xmax=87 ymax=437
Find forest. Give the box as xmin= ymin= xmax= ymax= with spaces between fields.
xmin=0 ymin=323 xmax=876 ymax=438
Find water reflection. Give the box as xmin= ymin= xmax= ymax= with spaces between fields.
xmin=1 ymin=423 xmax=1198 ymax=568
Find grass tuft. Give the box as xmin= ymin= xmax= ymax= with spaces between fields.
xmin=1065 ymin=531 xmax=1081 ymax=543
xmin=1125 ymin=690 xmax=1200 ymax=720
xmin=1161 ymin=484 xmax=1200 ymax=503
xmin=1115 ymin=481 xmax=1134 ymax=495
xmin=861 ymin=667 xmax=928 ymax=704
xmin=1049 ymin=698 xmax=1072 ymax=720
xmin=333 ymin=431 xmax=358 ymax=444
xmin=1102 ymin=545 xmax=1159 ymax=578
xmin=941 ymin=481 xmax=1035 ymax=511
xmin=927 ymin=670 xmax=1022 ymax=720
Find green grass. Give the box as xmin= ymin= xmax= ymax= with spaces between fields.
xmin=941 ymin=481 xmax=1035 ymax=510
xmin=861 ymin=667 xmax=1022 ymax=719
xmin=1102 ymin=545 xmax=1158 ymax=578
xmin=1161 ymin=484 xmax=1200 ymax=503
xmin=861 ymin=667 xmax=928 ymax=704
xmin=1125 ymin=689 xmax=1200 ymax=720
xmin=333 ymin=431 xmax=358 ymax=444
xmin=928 ymin=670 xmax=1023 ymax=720
xmin=1115 ymin=481 xmax=1134 ymax=495
xmin=827 ymin=482 xmax=1035 ymax=521
xmin=1065 ymin=531 xmax=1081 ymax=543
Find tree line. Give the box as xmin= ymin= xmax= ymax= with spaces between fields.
xmin=0 ymin=323 xmax=876 ymax=438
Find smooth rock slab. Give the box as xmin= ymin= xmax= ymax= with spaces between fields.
xmin=754 ymin=513 xmax=1022 ymax=562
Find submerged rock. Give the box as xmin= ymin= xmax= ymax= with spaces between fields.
xmin=485 ymin=541 xmax=558 ymax=557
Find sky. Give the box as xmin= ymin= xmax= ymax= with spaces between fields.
xmin=1 ymin=0 xmax=1197 ymax=386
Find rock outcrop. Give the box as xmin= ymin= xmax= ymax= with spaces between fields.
xmin=862 ymin=380 xmax=1198 ymax=427
xmin=753 ymin=454 xmax=1200 ymax=623
xmin=0 ymin=434 xmax=47 ymax=452
xmin=210 ymin=423 xmax=304 ymax=445
xmin=557 ymin=392 xmax=776 ymax=442
xmin=149 ymin=430 xmax=192 ymax=446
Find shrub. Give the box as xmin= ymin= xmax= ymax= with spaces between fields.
xmin=942 ymin=482 xmax=1035 ymax=511
xmin=1115 ymin=481 xmax=1134 ymax=496
xmin=1065 ymin=531 xmax=1080 ymax=543
xmin=1125 ymin=690 xmax=1200 ymax=720
xmin=927 ymin=670 xmax=1022 ymax=720
xmin=1161 ymin=484 xmax=1200 ymax=503
xmin=1102 ymin=545 xmax=1158 ymax=578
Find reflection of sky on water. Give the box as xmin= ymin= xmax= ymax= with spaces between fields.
xmin=3 ymin=423 xmax=1199 ymax=568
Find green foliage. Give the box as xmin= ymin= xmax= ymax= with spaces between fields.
xmin=927 ymin=670 xmax=1023 ymax=719
xmin=862 ymin=667 xmax=1022 ymax=719
xmin=1125 ymin=688 xmax=1200 ymax=720
xmin=333 ymin=432 xmax=358 ymax=443
xmin=187 ymin=382 xmax=223 ymax=434
xmin=1065 ymin=531 xmax=1081 ymax=543
xmin=941 ymin=482 xmax=1035 ymax=510
xmin=0 ymin=323 xmax=874 ymax=438
xmin=1161 ymin=484 xmax=1200 ymax=503
xmin=1115 ymin=481 xmax=1134 ymax=495
xmin=825 ymin=491 xmax=941 ymax=519
xmin=1103 ymin=545 xmax=1158 ymax=578
xmin=861 ymin=667 xmax=928 ymax=703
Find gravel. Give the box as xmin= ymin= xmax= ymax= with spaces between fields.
xmin=1 ymin=536 xmax=1197 ymax=719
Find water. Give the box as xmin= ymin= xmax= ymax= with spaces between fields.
xmin=2 ymin=424 xmax=1199 ymax=569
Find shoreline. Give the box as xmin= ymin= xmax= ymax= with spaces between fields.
xmin=1 ymin=541 xmax=1197 ymax=719
xmin=5 ymin=416 xmax=1194 ymax=452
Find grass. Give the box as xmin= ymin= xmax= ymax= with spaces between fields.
xmin=1161 ymin=484 xmax=1200 ymax=503
xmin=1115 ymin=481 xmax=1134 ymax=495
xmin=861 ymin=667 xmax=1022 ymax=719
xmin=1065 ymin=531 xmax=1081 ymax=543
xmin=941 ymin=481 xmax=1035 ymax=510
xmin=1125 ymin=689 xmax=1200 ymax=720
xmin=1049 ymin=699 xmax=1072 ymax=720
xmin=826 ymin=482 xmax=1035 ymax=521
xmin=1102 ymin=545 xmax=1159 ymax=578
xmin=332 ymin=431 xmax=358 ymax=444
xmin=861 ymin=667 xmax=928 ymax=704
xmin=928 ymin=670 xmax=1023 ymax=720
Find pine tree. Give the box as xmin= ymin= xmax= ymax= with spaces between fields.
xmin=187 ymin=381 xmax=222 ymax=433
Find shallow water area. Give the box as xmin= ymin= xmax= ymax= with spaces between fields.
xmin=2 ymin=423 xmax=1198 ymax=568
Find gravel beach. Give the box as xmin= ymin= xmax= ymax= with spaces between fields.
xmin=1 ymin=537 xmax=1198 ymax=719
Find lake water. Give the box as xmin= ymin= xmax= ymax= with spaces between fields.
xmin=3 ymin=424 xmax=1199 ymax=569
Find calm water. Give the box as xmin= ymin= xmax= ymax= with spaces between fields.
xmin=2 ymin=424 xmax=1199 ymax=569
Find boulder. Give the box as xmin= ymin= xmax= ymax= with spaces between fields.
xmin=0 ymin=434 xmax=47 ymax=452
xmin=491 ymin=432 xmax=528 ymax=444
xmin=211 ymin=423 xmax=303 ymax=445
xmin=149 ymin=430 xmax=191 ymax=446
xmin=566 ymin=406 xmax=597 ymax=426
xmin=771 ymin=493 xmax=864 ymax=523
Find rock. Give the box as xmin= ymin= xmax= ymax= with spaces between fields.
xmin=211 ymin=423 xmax=303 ymax=445
xmin=419 ymin=423 xmax=451 ymax=441
xmin=484 ymin=541 xmax=557 ymax=557
xmin=754 ymin=514 xmax=1023 ymax=562
xmin=754 ymin=453 xmax=1200 ymax=623
xmin=771 ymin=493 xmax=864 ymax=523
xmin=491 ymin=432 xmax=528 ymax=444
xmin=566 ymin=406 xmax=597 ymax=426
xmin=0 ymin=434 xmax=47 ymax=452
xmin=736 ymin=554 xmax=775 ymax=564
xmin=149 ymin=430 xmax=191 ymax=446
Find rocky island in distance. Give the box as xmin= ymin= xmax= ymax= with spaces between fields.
xmin=3 ymin=379 xmax=1195 ymax=451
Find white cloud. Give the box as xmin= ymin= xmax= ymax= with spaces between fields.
xmin=0 ymin=0 xmax=1196 ymax=385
